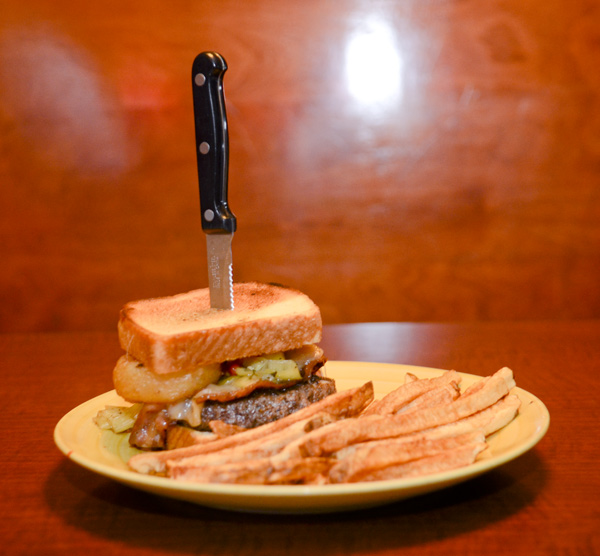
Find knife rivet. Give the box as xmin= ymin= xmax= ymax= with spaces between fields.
xmin=204 ymin=209 xmax=215 ymax=222
xmin=199 ymin=142 xmax=210 ymax=154
xmin=194 ymin=73 xmax=206 ymax=86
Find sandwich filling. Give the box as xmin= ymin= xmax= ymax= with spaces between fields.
xmin=113 ymin=344 xmax=331 ymax=449
xmin=97 ymin=283 xmax=333 ymax=451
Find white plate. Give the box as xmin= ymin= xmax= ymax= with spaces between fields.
xmin=54 ymin=361 xmax=549 ymax=514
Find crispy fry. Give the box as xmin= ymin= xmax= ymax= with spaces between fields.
xmin=166 ymin=426 xmax=216 ymax=449
xmin=167 ymin=412 xmax=336 ymax=474
xmin=267 ymin=457 xmax=333 ymax=484
xmin=461 ymin=375 xmax=490 ymax=397
xmin=329 ymin=431 xmax=485 ymax=483
xmin=296 ymin=367 xmax=515 ymax=457
xmin=460 ymin=367 xmax=513 ymax=398
xmin=361 ymin=370 xmax=461 ymax=417
xmin=129 ymin=381 xmax=374 ymax=474
xmin=428 ymin=393 xmax=521 ymax=439
xmin=172 ymin=456 xmax=273 ymax=484
xmin=172 ymin=455 xmax=333 ymax=485
xmin=124 ymin=367 xmax=520 ymax=486
xmin=356 ymin=441 xmax=487 ymax=482
xmin=208 ymin=420 xmax=247 ymax=437
xmin=396 ymin=382 xmax=461 ymax=414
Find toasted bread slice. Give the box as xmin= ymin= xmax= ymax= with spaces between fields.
xmin=118 ymin=282 xmax=322 ymax=375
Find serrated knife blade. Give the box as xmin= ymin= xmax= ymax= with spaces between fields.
xmin=206 ymin=232 xmax=234 ymax=309
xmin=192 ymin=51 xmax=236 ymax=310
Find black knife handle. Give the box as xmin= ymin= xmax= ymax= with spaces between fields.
xmin=192 ymin=51 xmax=237 ymax=234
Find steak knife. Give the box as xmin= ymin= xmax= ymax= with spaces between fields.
xmin=192 ymin=52 xmax=237 ymax=310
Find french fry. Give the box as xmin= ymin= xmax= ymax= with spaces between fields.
xmin=167 ymin=412 xmax=337 ymax=474
xmin=208 ymin=420 xmax=247 ymax=437
xmin=294 ymin=367 xmax=515 ymax=457
xmin=123 ymin=367 xmax=521 ymax=486
xmin=166 ymin=426 xmax=216 ymax=449
xmin=267 ymin=457 xmax=333 ymax=485
xmin=172 ymin=454 xmax=333 ymax=485
xmin=329 ymin=430 xmax=486 ymax=483
xmin=172 ymin=456 xmax=273 ymax=484
xmin=461 ymin=375 xmax=491 ymax=397
xmin=395 ymin=382 xmax=461 ymax=414
xmin=361 ymin=370 xmax=461 ymax=416
xmin=356 ymin=441 xmax=487 ymax=482
xmin=427 ymin=393 xmax=521 ymax=439
xmin=129 ymin=381 xmax=374 ymax=474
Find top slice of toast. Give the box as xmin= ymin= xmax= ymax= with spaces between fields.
xmin=118 ymin=282 xmax=322 ymax=374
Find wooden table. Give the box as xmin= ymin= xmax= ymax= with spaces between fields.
xmin=2 ymin=321 xmax=598 ymax=555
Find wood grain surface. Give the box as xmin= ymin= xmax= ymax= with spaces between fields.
xmin=2 ymin=322 xmax=598 ymax=555
xmin=2 ymin=1 xmax=600 ymax=331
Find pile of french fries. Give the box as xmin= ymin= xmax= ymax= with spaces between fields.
xmin=127 ymin=367 xmax=521 ymax=485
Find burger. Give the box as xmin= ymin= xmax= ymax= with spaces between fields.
xmin=101 ymin=282 xmax=334 ymax=450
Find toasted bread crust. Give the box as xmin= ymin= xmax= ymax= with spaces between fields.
xmin=118 ymin=282 xmax=322 ymax=375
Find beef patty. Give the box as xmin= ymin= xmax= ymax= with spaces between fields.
xmin=198 ymin=375 xmax=337 ymax=430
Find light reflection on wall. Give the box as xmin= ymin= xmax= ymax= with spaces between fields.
xmin=345 ymin=16 xmax=403 ymax=114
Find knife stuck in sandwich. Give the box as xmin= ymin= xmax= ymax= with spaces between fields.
xmin=91 ymin=53 xmax=336 ymax=454
xmin=192 ymin=51 xmax=236 ymax=310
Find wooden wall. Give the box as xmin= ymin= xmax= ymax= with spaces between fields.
xmin=2 ymin=0 xmax=600 ymax=332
